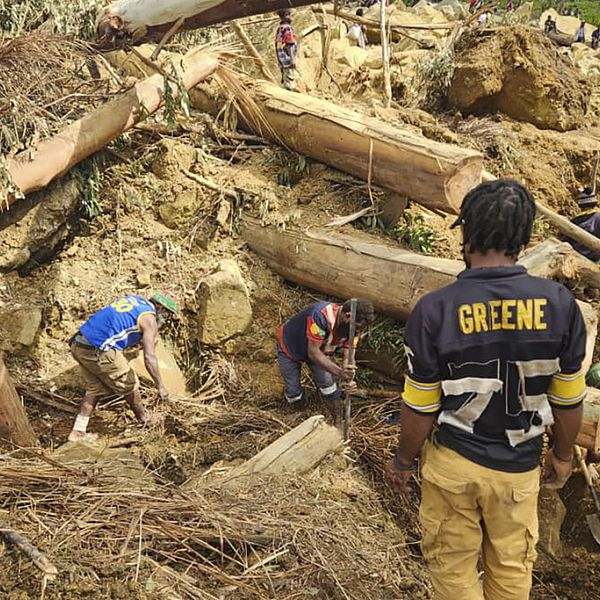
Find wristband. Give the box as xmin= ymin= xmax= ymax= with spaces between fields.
xmin=393 ymin=451 xmax=417 ymax=472
xmin=552 ymin=448 xmax=574 ymax=463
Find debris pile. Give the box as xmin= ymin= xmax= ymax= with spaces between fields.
xmin=449 ymin=26 xmax=588 ymax=131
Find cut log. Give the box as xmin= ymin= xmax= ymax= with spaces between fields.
xmin=110 ymin=48 xmax=483 ymax=214
xmin=224 ymin=415 xmax=343 ymax=484
xmin=0 ymin=357 xmax=38 ymax=448
xmin=192 ymin=80 xmax=482 ymax=214
xmin=241 ymin=217 xmax=461 ymax=320
xmin=519 ymin=237 xmax=600 ymax=290
xmin=96 ymin=0 xmax=322 ymax=48
xmin=242 ymin=218 xmax=600 ymax=315
xmin=2 ymin=50 xmax=219 ymax=211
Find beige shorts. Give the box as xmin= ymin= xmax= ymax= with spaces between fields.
xmin=70 ymin=342 xmax=138 ymax=399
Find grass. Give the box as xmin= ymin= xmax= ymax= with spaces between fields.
xmin=530 ymin=0 xmax=600 ymax=24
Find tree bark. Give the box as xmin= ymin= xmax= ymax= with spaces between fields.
xmin=192 ymin=80 xmax=482 ymax=214
xmin=2 ymin=50 xmax=219 ymax=211
xmin=96 ymin=0 xmax=322 ymax=48
xmin=518 ymin=237 xmax=600 ymax=290
xmin=241 ymin=217 xmax=462 ymax=320
xmin=0 ymin=357 xmax=38 ymax=448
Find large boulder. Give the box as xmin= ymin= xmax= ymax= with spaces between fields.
xmin=0 ymin=307 xmax=42 ymax=349
xmin=448 ymin=27 xmax=588 ymax=131
xmin=197 ymin=260 xmax=252 ymax=346
xmin=130 ymin=339 xmax=188 ymax=397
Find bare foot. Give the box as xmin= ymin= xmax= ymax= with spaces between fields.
xmin=68 ymin=430 xmax=98 ymax=443
xmin=141 ymin=412 xmax=164 ymax=427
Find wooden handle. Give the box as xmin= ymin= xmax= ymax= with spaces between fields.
xmin=575 ymin=445 xmax=595 ymax=488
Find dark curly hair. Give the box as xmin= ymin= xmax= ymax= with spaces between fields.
xmin=452 ymin=179 xmax=536 ymax=258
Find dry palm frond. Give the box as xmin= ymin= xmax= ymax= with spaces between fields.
xmin=0 ymin=441 xmax=431 ymax=599
xmin=212 ymin=64 xmax=282 ymax=146
xmin=0 ymin=33 xmax=113 ymax=155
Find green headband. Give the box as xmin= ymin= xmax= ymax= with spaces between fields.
xmin=151 ymin=291 xmax=177 ymax=314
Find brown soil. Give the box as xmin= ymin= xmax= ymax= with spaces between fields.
xmin=449 ymin=27 xmax=588 ymax=131
xmin=2 ymin=7 xmax=600 ymax=600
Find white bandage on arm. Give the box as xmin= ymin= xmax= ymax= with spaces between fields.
xmin=73 ymin=415 xmax=90 ymax=433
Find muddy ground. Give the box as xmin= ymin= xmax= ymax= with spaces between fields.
xmin=2 ymin=4 xmax=600 ymax=600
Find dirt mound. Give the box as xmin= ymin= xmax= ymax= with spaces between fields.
xmin=448 ymin=27 xmax=588 ymax=131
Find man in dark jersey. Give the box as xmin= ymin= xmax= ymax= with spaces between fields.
xmin=277 ymin=299 xmax=375 ymax=406
xmin=386 ymin=180 xmax=586 ymax=599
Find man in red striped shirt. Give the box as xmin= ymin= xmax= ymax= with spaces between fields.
xmin=277 ymin=299 xmax=375 ymax=406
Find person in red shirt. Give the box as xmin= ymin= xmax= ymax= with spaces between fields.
xmin=277 ymin=299 xmax=375 ymax=407
xmin=275 ymin=9 xmax=298 ymax=90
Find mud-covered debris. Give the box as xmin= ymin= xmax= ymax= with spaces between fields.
xmin=448 ymin=27 xmax=588 ymax=131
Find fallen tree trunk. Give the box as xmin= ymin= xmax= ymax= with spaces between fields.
xmin=519 ymin=237 xmax=600 ymax=290
xmin=96 ymin=0 xmax=322 ymax=48
xmin=318 ymin=7 xmax=455 ymax=31
xmin=110 ymin=48 xmax=483 ymax=213
xmin=2 ymin=50 xmax=219 ymax=211
xmin=242 ymin=218 xmax=600 ymax=316
xmin=192 ymin=80 xmax=482 ymax=214
xmin=241 ymin=217 xmax=461 ymax=319
xmin=0 ymin=357 xmax=38 ymax=448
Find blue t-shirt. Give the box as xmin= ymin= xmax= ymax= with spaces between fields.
xmin=80 ymin=295 xmax=156 ymax=351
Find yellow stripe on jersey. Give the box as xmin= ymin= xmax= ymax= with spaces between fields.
xmin=547 ymin=370 xmax=587 ymax=407
xmin=403 ymin=375 xmax=442 ymax=413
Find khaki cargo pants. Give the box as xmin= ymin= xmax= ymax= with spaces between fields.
xmin=70 ymin=342 xmax=138 ymax=399
xmin=420 ymin=441 xmax=539 ymax=600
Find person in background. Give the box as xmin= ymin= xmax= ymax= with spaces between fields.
xmin=347 ymin=8 xmax=368 ymax=48
xmin=68 ymin=292 xmax=177 ymax=442
xmin=277 ymin=299 xmax=375 ymax=409
xmin=575 ymin=21 xmax=586 ymax=43
xmin=544 ymin=15 xmax=558 ymax=33
xmin=561 ymin=187 xmax=600 ymax=261
xmin=275 ymin=9 xmax=298 ymax=91
xmin=592 ymin=25 xmax=600 ymax=48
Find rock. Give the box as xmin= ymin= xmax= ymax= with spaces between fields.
xmin=197 ymin=260 xmax=252 ymax=346
xmin=0 ymin=307 xmax=42 ymax=349
xmin=158 ymin=188 xmax=202 ymax=228
xmin=436 ymin=0 xmax=467 ymax=20
xmin=136 ymin=271 xmax=152 ymax=287
xmin=537 ymin=488 xmax=566 ymax=557
xmin=0 ymin=178 xmax=80 ymax=273
xmin=448 ymin=27 xmax=588 ymax=131
xmin=130 ymin=339 xmax=188 ymax=397
xmin=151 ymin=139 xmax=196 ymax=179
xmin=540 ymin=8 xmax=596 ymax=40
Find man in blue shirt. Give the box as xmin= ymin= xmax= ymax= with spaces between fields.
xmin=68 ymin=291 xmax=177 ymax=442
